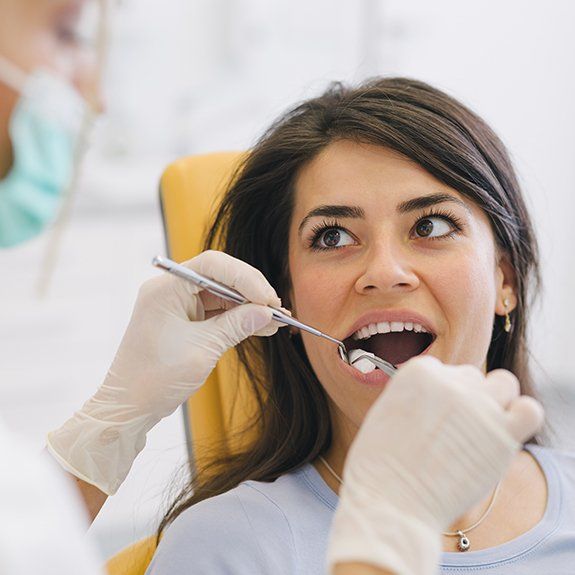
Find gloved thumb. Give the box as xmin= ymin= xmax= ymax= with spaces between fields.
xmin=205 ymin=303 xmax=275 ymax=354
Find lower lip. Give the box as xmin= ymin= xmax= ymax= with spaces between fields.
xmin=337 ymin=342 xmax=434 ymax=386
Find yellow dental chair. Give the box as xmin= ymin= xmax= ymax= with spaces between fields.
xmin=106 ymin=151 xmax=256 ymax=575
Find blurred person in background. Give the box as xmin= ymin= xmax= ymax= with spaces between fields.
xmin=0 ymin=1 xmax=109 ymax=572
xmin=0 ymin=0 xmax=104 ymax=248
xmin=0 ymin=2 xmax=547 ymax=575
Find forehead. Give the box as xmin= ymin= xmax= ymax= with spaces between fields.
xmin=293 ymin=139 xmax=465 ymax=213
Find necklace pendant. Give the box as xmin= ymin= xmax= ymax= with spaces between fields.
xmin=457 ymin=530 xmax=470 ymax=552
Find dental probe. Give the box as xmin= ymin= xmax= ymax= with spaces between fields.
xmin=152 ymin=255 xmax=397 ymax=377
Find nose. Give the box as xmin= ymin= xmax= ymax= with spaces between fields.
xmin=354 ymin=237 xmax=420 ymax=295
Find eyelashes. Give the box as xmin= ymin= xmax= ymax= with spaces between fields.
xmin=307 ymin=209 xmax=465 ymax=251
xmin=412 ymin=207 xmax=464 ymax=239
xmin=308 ymin=219 xmax=350 ymax=251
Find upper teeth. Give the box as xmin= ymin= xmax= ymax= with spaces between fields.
xmin=352 ymin=321 xmax=429 ymax=340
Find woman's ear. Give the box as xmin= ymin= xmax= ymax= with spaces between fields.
xmin=494 ymin=254 xmax=517 ymax=316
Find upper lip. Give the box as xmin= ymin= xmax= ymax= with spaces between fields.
xmin=341 ymin=309 xmax=438 ymax=341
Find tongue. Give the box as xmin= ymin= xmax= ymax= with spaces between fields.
xmin=368 ymin=332 xmax=429 ymax=365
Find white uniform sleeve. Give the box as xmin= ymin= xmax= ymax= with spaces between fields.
xmin=0 ymin=418 xmax=105 ymax=575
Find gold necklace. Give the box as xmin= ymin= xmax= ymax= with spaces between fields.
xmin=319 ymin=455 xmax=502 ymax=552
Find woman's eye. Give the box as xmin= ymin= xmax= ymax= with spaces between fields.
xmin=413 ymin=216 xmax=455 ymax=239
xmin=314 ymin=227 xmax=355 ymax=250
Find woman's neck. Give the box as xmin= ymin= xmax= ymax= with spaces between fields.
xmin=442 ymin=448 xmax=547 ymax=552
xmin=314 ymin=406 xmax=357 ymax=495
xmin=313 ymin=412 xmax=547 ymax=553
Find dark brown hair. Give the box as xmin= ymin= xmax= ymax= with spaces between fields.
xmin=158 ymin=77 xmax=542 ymax=538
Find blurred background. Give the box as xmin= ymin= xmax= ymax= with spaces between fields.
xmin=1 ymin=0 xmax=574 ymax=561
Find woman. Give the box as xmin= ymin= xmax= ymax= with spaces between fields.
xmin=144 ymin=78 xmax=575 ymax=574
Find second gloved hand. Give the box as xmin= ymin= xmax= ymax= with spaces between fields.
xmin=47 ymin=250 xmax=284 ymax=495
xmin=327 ymin=356 xmax=544 ymax=575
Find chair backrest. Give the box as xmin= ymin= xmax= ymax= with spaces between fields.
xmin=159 ymin=151 xmax=260 ymax=470
xmin=105 ymin=537 xmax=156 ymax=575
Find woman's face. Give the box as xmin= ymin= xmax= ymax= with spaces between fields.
xmin=288 ymin=140 xmax=515 ymax=433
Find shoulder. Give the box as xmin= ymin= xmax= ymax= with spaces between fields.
xmin=528 ymin=442 xmax=575 ymax=469
xmin=527 ymin=442 xmax=575 ymax=494
xmin=146 ymin=475 xmax=302 ymax=575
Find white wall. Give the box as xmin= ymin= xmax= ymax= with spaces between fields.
xmin=1 ymin=0 xmax=573 ymax=560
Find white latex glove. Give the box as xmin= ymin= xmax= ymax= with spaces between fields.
xmin=327 ymin=356 xmax=544 ymax=575
xmin=47 ymin=250 xmax=284 ymax=495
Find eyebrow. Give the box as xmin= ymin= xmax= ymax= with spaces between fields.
xmin=397 ymin=193 xmax=471 ymax=215
xmin=298 ymin=205 xmax=365 ymax=236
xmin=298 ymin=193 xmax=471 ymax=236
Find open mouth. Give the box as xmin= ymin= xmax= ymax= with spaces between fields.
xmin=343 ymin=324 xmax=436 ymax=366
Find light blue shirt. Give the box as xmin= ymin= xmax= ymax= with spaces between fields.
xmin=146 ymin=444 xmax=575 ymax=574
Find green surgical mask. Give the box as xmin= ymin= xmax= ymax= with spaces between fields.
xmin=0 ymin=58 xmax=88 ymax=248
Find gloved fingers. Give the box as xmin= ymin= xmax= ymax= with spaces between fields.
xmin=254 ymin=306 xmax=291 ymax=337
xmin=395 ymin=357 xmax=484 ymax=399
xmin=253 ymin=322 xmax=280 ymax=337
xmin=199 ymin=298 xmax=290 ymax=336
xmin=136 ymin=270 xmax=209 ymax=326
xmin=200 ymin=290 xmax=237 ymax=314
xmin=200 ymin=303 xmax=277 ymax=353
xmin=136 ymin=273 xmax=203 ymax=314
xmin=254 ymin=317 xmax=291 ymax=336
xmin=446 ymin=363 xmax=485 ymax=393
xmin=199 ymin=290 xmax=289 ymax=322
xmin=189 ymin=250 xmax=282 ymax=307
xmin=505 ymin=395 xmax=545 ymax=443
xmin=401 ymin=356 xmax=482 ymax=386
xmin=484 ymin=369 xmax=520 ymax=409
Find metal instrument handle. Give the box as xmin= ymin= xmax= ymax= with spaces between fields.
xmin=152 ymin=255 xmax=345 ymax=347
xmin=152 ymin=255 xmax=396 ymax=376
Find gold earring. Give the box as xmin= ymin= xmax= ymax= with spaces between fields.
xmin=503 ymin=297 xmax=512 ymax=333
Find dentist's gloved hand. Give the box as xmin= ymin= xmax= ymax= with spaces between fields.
xmin=327 ymin=356 xmax=544 ymax=575
xmin=47 ymin=250 xmax=284 ymax=495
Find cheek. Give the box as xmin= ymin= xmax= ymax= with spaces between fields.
xmin=429 ymin=249 xmax=497 ymax=364
xmin=431 ymin=253 xmax=493 ymax=297
xmin=291 ymin=263 xmax=377 ymax=427
xmin=291 ymin=265 xmax=347 ymax=322
xmin=290 ymin=267 xmax=347 ymax=374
